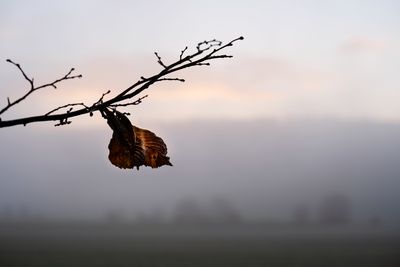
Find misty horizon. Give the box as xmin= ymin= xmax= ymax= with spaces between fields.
xmin=1 ymin=117 xmax=399 ymax=227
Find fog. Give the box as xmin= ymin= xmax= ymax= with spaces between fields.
xmin=1 ymin=118 xmax=399 ymax=227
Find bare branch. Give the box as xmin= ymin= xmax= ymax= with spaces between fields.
xmin=179 ymin=46 xmax=188 ymax=60
xmin=154 ymin=52 xmax=167 ymax=69
xmin=109 ymin=95 xmax=148 ymax=108
xmin=196 ymin=39 xmax=222 ymax=52
xmin=194 ymin=62 xmax=210 ymax=66
xmin=95 ymin=90 xmax=111 ymax=105
xmin=54 ymin=117 xmax=72 ymax=127
xmin=6 ymin=59 xmax=33 ymax=86
xmin=0 ymin=60 xmax=82 ymax=115
xmin=45 ymin=103 xmax=89 ymax=116
xmin=0 ymin=36 xmax=244 ymax=128
xmin=157 ymin=77 xmax=185 ymax=82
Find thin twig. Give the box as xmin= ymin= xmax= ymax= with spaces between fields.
xmin=196 ymin=39 xmax=222 ymax=52
xmin=157 ymin=77 xmax=185 ymax=82
xmin=0 ymin=60 xmax=82 ymax=115
xmin=95 ymin=90 xmax=111 ymax=105
xmin=179 ymin=46 xmax=188 ymax=60
xmin=109 ymin=95 xmax=148 ymax=108
xmin=154 ymin=52 xmax=167 ymax=69
xmin=45 ymin=103 xmax=89 ymax=116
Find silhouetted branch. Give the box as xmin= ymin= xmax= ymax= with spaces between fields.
xmin=45 ymin=103 xmax=89 ymax=116
xmin=0 ymin=59 xmax=82 ymax=115
xmin=154 ymin=52 xmax=167 ymax=69
xmin=109 ymin=95 xmax=148 ymax=108
xmin=196 ymin=39 xmax=222 ymax=52
xmin=0 ymin=36 xmax=243 ymax=128
xmin=179 ymin=46 xmax=188 ymax=60
xmin=157 ymin=77 xmax=185 ymax=82
xmin=95 ymin=90 xmax=111 ymax=105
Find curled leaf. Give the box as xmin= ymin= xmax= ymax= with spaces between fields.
xmin=103 ymin=108 xmax=172 ymax=170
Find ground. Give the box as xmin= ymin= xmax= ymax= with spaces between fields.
xmin=0 ymin=222 xmax=399 ymax=267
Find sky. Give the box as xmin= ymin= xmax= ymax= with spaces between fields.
xmin=1 ymin=0 xmax=399 ymax=122
xmin=1 ymin=1 xmax=400 ymax=225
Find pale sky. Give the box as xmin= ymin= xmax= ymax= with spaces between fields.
xmin=1 ymin=0 xmax=400 ymax=124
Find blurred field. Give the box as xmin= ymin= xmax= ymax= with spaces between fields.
xmin=0 ymin=222 xmax=399 ymax=267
